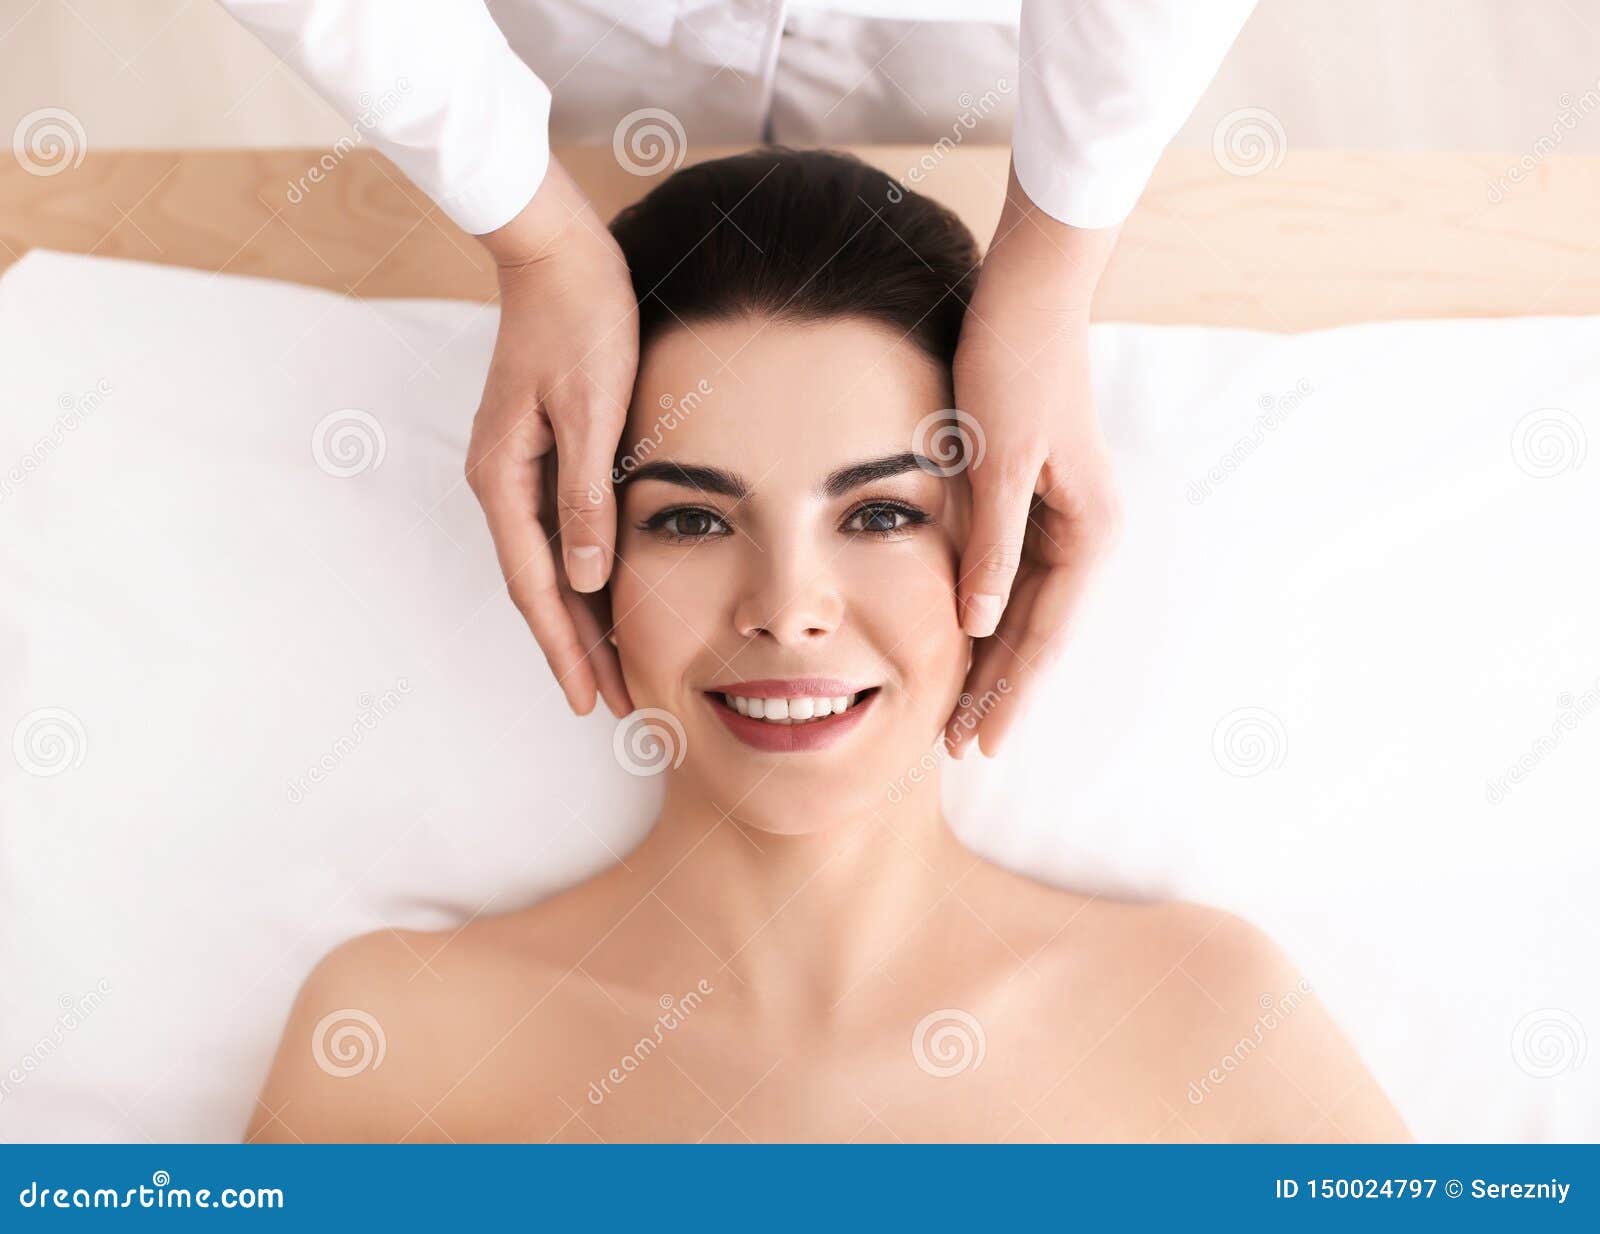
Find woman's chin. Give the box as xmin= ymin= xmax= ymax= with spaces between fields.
xmin=694 ymin=760 xmax=927 ymax=838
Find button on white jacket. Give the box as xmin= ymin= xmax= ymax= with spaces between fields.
xmin=216 ymin=0 xmax=1256 ymax=234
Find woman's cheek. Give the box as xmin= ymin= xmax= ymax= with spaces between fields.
xmin=611 ymin=545 xmax=724 ymax=703
xmin=610 ymin=546 xmax=673 ymax=705
xmin=840 ymin=542 xmax=966 ymax=672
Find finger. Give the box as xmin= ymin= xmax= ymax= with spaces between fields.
xmin=551 ymin=386 xmax=623 ymax=595
xmin=957 ymin=452 xmax=1040 ymax=638
xmin=945 ymin=633 xmax=1010 ymax=759
xmin=592 ymin=642 xmax=633 ymax=719
xmin=975 ymin=562 xmax=1090 ymax=757
xmin=950 ymin=561 xmax=1043 ymax=758
xmin=475 ymin=454 xmax=598 ymax=715
xmin=977 ymin=649 xmax=1044 ymax=758
xmin=563 ymin=588 xmax=634 ymax=719
xmin=965 ymin=467 xmax=1120 ymax=756
xmin=973 ymin=645 xmax=1031 ymax=758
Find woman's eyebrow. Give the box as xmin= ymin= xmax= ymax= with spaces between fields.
xmin=618 ymin=452 xmax=937 ymax=500
xmin=821 ymin=452 xmax=939 ymax=497
xmin=619 ymin=460 xmax=748 ymax=498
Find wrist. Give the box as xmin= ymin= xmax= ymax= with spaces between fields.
xmin=988 ymin=163 xmax=1121 ymax=310
xmin=478 ymin=157 xmax=597 ymax=271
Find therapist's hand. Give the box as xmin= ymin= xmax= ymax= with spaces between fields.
xmin=466 ymin=157 xmax=636 ymax=718
xmin=946 ymin=164 xmax=1123 ymax=759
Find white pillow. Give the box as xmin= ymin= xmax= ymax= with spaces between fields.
xmin=1 ymin=251 xmax=1594 ymax=1142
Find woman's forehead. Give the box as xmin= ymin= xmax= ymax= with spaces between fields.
xmin=626 ymin=315 xmax=951 ymax=467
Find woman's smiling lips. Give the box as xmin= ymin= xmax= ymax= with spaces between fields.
xmin=703 ymin=678 xmax=879 ymax=753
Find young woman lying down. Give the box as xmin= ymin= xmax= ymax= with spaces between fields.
xmin=247 ymin=149 xmax=1406 ymax=1144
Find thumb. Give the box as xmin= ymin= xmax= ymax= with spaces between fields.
xmin=551 ymin=399 xmax=622 ymax=594
xmin=958 ymin=452 xmax=1037 ymax=638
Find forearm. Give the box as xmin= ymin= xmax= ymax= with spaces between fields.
xmin=985 ymin=163 xmax=1122 ymax=314
xmin=478 ymin=156 xmax=588 ymax=269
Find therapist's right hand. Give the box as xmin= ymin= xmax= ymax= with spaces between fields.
xmin=466 ymin=157 xmax=637 ymax=719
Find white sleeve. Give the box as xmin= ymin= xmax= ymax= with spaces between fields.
xmin=1012 ymin=0 xmax=1257 ymax=229
xmin=215 ymin=0 xmax=552 ymax=235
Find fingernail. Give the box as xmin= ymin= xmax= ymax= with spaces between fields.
xmin=565 ymin=545 xmax=605 ymax=592
xmin=964 ymin=594 xmax=1003 ymax=638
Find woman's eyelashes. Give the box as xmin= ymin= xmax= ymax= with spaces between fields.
xmin=636 ymin=498 xmax=933 ymax=544
xmin=841 ymin=499 xmax=933 ymax=536
xmin=640 ymin=505 xmax=732 ymax=543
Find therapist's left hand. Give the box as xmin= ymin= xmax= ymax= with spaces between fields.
xmin=945 ymin=164 xmax=1123 ymax=759
xmin=467 ymin=157 xmax=637 ymax=720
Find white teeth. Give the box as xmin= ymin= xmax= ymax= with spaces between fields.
xmin=720 ymin=691 xmax=866 ymax=724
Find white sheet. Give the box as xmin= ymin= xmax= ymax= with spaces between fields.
xmin=1 ymin=251 xmax=1595 ymax=1142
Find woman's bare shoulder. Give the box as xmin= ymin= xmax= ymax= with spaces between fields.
xmin=948 ymin=856 xmax=1227 ymax=962
xmin=1023 ymin=890 xmax=1409 ymax=1143
xmin=947 ymin=862 xmax=1408 ymax=1143
xmin=244 ymin=871 xmax=637 ymax=1143
xmin=954 ymin=859 xmax=1293 ymax=981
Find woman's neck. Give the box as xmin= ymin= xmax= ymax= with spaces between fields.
xmin=626 ymin=773 xmax=969 ymax=1019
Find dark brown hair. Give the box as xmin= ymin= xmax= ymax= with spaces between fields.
xmin=609 ymin=148 xmax=978 ymax=365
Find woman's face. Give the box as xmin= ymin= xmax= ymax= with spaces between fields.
xmin=610 ymin=314 xmax=972 ymax=835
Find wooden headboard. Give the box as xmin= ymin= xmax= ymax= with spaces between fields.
xmin=3 ymin=147 xmax=1597 ymax=331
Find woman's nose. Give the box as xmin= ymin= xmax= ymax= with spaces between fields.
xmin=733 ymin=554 xmax=844 ymax=644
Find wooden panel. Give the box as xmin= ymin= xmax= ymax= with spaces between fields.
xmin=3 ymin=146 xmax=1599 ymax=330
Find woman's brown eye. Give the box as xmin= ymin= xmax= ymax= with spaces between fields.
xmin=846 ymin=502 xmax=927 ymax=535
xmin=645 ymin=507 xmax=730 ymax=539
